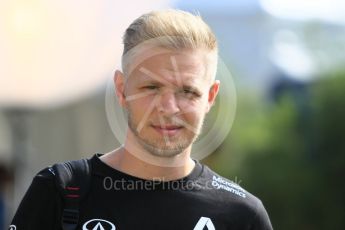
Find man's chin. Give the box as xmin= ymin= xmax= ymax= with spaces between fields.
xmin=144 ymin=145 xmax=184 ymax=158
xmin=139 ymin=140 xmax=190 ymax=158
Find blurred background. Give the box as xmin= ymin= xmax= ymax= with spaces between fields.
xmin=1 ymin=0 xmax=345 ymax=229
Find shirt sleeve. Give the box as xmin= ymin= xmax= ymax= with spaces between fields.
xmin=9 ymin=168 xmax=61 ymax=230
xmin=250 ymin=199 xmax=273 ymax=230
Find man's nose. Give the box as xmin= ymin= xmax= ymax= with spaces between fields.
xmin=157 ymin=91 xmax=180 ymax=115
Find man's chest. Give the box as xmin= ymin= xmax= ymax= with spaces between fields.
xmin=76 ymin=189 xmax=238 ymax=230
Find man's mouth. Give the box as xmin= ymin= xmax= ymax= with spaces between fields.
xmin=151 ymin=124 xmax=183 ymax=136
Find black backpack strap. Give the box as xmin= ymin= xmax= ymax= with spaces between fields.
xmin=50 ymin=159 xmax=91 ymax=230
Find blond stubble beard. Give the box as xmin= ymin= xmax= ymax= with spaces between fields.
xmin=125 ymin=107 xmax=204 ymax=158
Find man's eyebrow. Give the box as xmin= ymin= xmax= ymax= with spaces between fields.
xmin=139 ymin=67 xmax=174 ymax=87
xmin=182 ymin=85 xmax=203 ymax=94
xmin=182 ymin=85 xmax=198 ymax=90
xmin=138 ymin=79 xmax=163 ymax=86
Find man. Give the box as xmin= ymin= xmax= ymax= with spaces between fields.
xmin=9 ymin=9 xmax=273 ymax=230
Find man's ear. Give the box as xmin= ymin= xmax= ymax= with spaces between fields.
xmin=114 ymin=70 xmax=127 ymax=107
xmin=206 ymin=80 xmax=220 ymax=113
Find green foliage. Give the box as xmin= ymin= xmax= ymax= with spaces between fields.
xmin=207 ymin=71 xmax=345 ymax=229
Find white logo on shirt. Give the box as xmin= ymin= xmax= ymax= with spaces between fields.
xmin=212 ymin=176 xmax=246 ymax=198
xmin=194 ymin=217 xmax=215 ymax=230
xmin=9 ymin=225 xmax=16 ymax=230
xmin=82 ymin=219 xmax=116 ymax=230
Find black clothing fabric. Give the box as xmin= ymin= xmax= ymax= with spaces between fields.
xmin=9 ymin=154 xmax=273 ymax=230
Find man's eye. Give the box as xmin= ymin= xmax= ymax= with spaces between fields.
xmin=143 ymin=85 xmax=158 ymax=90
xmin=183 ymin=89 xmax=193 ymax=94
xmin=182 ymin=89 xmax=201 ymax=97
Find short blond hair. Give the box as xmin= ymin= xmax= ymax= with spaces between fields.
xmin=121 ymin=9 xmax=218 ymax=78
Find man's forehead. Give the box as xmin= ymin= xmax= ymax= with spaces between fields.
xmin=136 ymin=71 xmax=204 ymax=85
xmin=129 ymin=47 xmax=207 ymax=67
xmin=132 ymin=63 xmax=206 ymax=87
xmin=137 ymin=49 xmax=206 ymax=72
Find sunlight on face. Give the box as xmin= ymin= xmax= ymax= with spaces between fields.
xmin=122 ymin=49 xmax=218 ymax=157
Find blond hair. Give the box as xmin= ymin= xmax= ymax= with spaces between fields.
xmin=121 ymin=9 xmax=218 ymax=79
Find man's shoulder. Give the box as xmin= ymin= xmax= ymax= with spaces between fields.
xmin=33 ymin=166 xmax=56 ymax=182
xmin=197 ymin=163 xmax=264 ymax=211
xmin=33 ymin=156 xmax=92 ymax=185
xmin=195 ymin=164 xmax=273 ymax=229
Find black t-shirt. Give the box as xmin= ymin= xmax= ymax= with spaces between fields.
xmin=9 ymin=154 xmax=273 ymax=230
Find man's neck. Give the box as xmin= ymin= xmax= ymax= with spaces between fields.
xmin=100 ymin=147 xmax=196 ymax=181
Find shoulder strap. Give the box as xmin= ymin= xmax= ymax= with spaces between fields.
xmin=51 ymin=158 xmax=91 ymax=230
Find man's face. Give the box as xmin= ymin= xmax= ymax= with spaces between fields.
xmin=116 ymin=48 xmax=219 ymax=157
